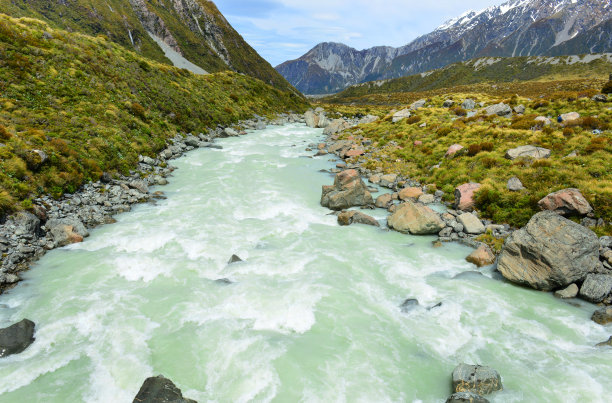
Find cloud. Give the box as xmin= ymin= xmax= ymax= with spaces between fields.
xmin=214 ymin=0 xmax=503 ymax=65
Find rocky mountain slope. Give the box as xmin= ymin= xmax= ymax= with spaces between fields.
xmin=277 ymin=0 xmax=612 ymax=94
xmin=1 ymin=0 xmax=297 ymax=93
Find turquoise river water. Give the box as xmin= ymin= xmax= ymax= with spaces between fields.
xmin=0 ymin=124 xmax=610 ymax=402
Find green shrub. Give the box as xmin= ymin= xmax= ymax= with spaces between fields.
xmin=602 ymin=81 xmax=612 ymax=94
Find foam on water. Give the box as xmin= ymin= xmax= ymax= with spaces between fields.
xmin=0 ymin=124 xmax=610 ymax=402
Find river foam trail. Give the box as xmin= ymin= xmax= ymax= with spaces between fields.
xmin=0 ymin=124 xmax=610 ymax=402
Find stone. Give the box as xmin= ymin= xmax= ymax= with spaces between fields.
xmin=387 ymin=201 xmax=445 ymax=235
xmin=399 ymin=187 xmax=423 ymax=200
xmin=100 ymin=172 xmax=113 ymax=183
xmin=454 ymin=183 xmax=481 ymax=211
xmin=13 ymin=211 xmax=41 ymax=236
xmin=505 ymin=145 xmax=551 ymax=160
xmin=497 ymin=212 xmax=600 ymax=291
xmin=485 ymin=103 xmax=512 ymax=118
xmin=132 ymin=375 xmax=197 ymax=403
xmin=0 ymin=319 xmax=35 ymax=358
xmin=26 ymin=149 xmax=48 ymax=170
xmin=466 ymin=245 xmax=496 ymax=267
xmin=369 ymin=174 xmax=381 ymax=184
xmin=375 ymin=193 xmax=393 ymax=208
xmin=318 ymin=114 xmax=330 ymax=128
xmin=323 ymin=119 xmax=350 ymax=135
xmin=560 ymin=112 xmax=580 ymax=122
xmin=535 ymin=116 xmax=551 ymax=125
xmin=452 ymin=363 xmax=502 ymax=395
xmin=223 ymin=127 xmax=238 ymax=137
xmin=592 ymin=306 xmax=612 ymax=325
xmin=46 ymin=218 xmax=89 ymax=247
xmin=592 ymin=94 xmax=608 ymax=103
xmin=418 ymin=194 xmax=435 ymax=204
xmin=184 ymin=136 xmax=200 ymax=147
xmin=443 ymin=99 xmax=455 ymax=107
xmin=345 ymin=148 xmax=365 ymax=158
xmin=596 ymin=336 xmax=612 ymax=347
xmin=554 ymin=283 xmax=579 ymax=299
xmin=411 ymin=99 xmax=426 ymax=109
xmin=337 ymin=211 xmax=379 ymax=227
xmin=445 ymin=144 xmax=464 ymax=158
xmin=379 ymin=174 xmax=398 ymax=188
xmin=513 ymin=104 xmax=526 ymax=114
xmin=578 ymin=274 xmax=612 ymax=303
xmin=392 ymin=109 xmax=412 ymax=123
xmin=255 ymin=121 xmax=266 ymax=130
xmin=457 ymin=213 xmax=485 ymax=234
xmin=129 ymin=180 xmax=149 ymax=194
xmin=446 ymin=392 xmax=490 ymax=403
xmin=321 ymin=169 xmax=373 ymax=210
xmin=304 ymin=110 xmax=319 ymax=128
xmin=461 ymin=99 xmax=476 ymax=110
xmin=506 ymin=176 xmax=524 ymax=191
xmin=400 ymin=298 xmax=419 ymax=313
xmin=228 ymin=254 xmax=242 ymax=264
xmin=537 ymin=188 xmax=593 ymax=216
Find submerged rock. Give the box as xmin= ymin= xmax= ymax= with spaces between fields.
xmin=337 ymin=211 xmax=379 ymax=227
xmin=497 ymin=212 xmax=600 ymax=291
xmin=452 ymin=363 xmax=502 ymax=395
xmin=0 ymin=319 xmax=35 ymax=358
xmin=387 ymin=201 xmax=445 ymax=235
xmin=596 ymin=336 xmax=612 ymax=347
xmin=228 ymin=255 xmax=243 ymax=264
xmin=321 ymin=169 xmax=373 ymax=211
xmin=592 ymin=307 xmax=612 ymax=325
xmin=466 ymin=245 xmax=495 ymax=267
xmin=400 ymin=298 xmax=419 ymax=313
xmin=446 ymin=392 xmax=490 ymax=403
xmin=133 ymin=375 xmax=197 ymax=403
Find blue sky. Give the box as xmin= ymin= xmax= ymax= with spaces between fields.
xmin=214 ymin=0 xmax=505 ymax=66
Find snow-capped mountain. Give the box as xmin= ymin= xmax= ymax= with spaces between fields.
xmin=276 ymin=0 xmax=612 ymax=94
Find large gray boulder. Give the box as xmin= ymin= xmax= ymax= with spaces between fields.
xmin=457 ymin=213 xmax=485 ymax=234
xmin=392 ymin=109 xmax=412 ymax=123
xmin=497 ymin=212 xmax=600 ymax=291
xmin=304 ymin=110 xmax=319 ymax=128
xmin=323 ymin=119 xmax=350 ymax=136
xmin=505 ymin=145 xmax=551 ymax=160
xmin=133 ymin=375 xmax=197 ymax=403
xmin=0 ymin=319 xmax=35 ymax=358
xmin=485 ymin=103 xmax=512 ymax=117
xmin=14 ymin=211 xmax=41 ymax=237
xmin=46 ymin=218 xmax=90 ymax=247
xmin=321 ymin=169 xmax=373 ymax=210
xmin=461 ymin=99 xmax=476 ymax=110
xmin=579 ymin=274 xmax=612 ymax=303
xmin=452 ymin=364 xmax=502 ymax=395
xmin=387 ymin=201 xmax=445 ymax=235
xmin=446 ymin=392 xmax=490 ymax=403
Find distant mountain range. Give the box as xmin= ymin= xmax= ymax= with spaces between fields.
xmin=1 ymin=0 xmax=296 ymax=93
xmin=276 ymin=0 xmax=612 ymax=95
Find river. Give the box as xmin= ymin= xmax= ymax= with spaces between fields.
xmin=0 ymin=124 xmax=609 ymax=402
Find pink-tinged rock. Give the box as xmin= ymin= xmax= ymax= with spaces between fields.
xmin=399 ymin=187 xmax=423 ymax=200
xmin=538 ymin=188 xmax=593 ymax=215
xmin=454 ymin=183 xmax=481 ymax=211
xmin=414 ymin=141 xmax=423 ymax=146
xmin=345 ymin=148 xmax=365 ymax=158
xmin=466 ymin=245 xmax=496 ymax=267
xmin=445 ymin=144 xmax=464 ymax=158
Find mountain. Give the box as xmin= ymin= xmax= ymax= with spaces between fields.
xmin=0 ymin=0 xmax=297 ymax=93
xmin=276 ymin=0 xmax=612 ymax=94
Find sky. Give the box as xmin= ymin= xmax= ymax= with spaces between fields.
xmin=214 ymin=0 xmax=505 ymax=67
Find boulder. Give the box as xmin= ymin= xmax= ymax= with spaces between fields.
xmin=418 ymin=194 xmax=435 ymax=204
xmin=411 ymin=99 xmax=426 ymax=109
xmin=596 ymin=336 xmax=612 ymax=347
xmin=255 ymin=121 xmax=266 ymax=130
xmin=223 ymin=127 xmax=238 ymax=137
xmin=457 ymin=213 xmax=485 ymax=234
xmin=505 ymin=145 xmax=551 ymax=160
xmin=46 ymin=218 xmax=89 ymax=247
xmin=592 ymin=306 xmax=612 ymax=325
xmin=452 ymin=364 xmax=502 ymax=395
xmin=304 ymin=110 xmax=319 ymax=128
xmin=321 ymin=169 xmax=373 ymax=210
xmin=537 ymin=188 xmax=593 ymax=216
xmin=184 ymin=136 xmax=200 ymax=147
xmin=443 ymin=100 xmax=455 ymax=108
xmin=497 ymin=212 xmax=600 ymax=291
xmin=228 ymin=254 xmax=243 ymax=264
xmin=392 ymin=109 xmax=412 ymax=123
xmin=368 ymin=174 xmax=381 ymax=184
xmin=323 ymin=119 xmax=350 ymax=135
xmin=387 ymin=201 xmax=445 ymax=235
xmin=375 ymin=193 xmax=393 ymax=208
xmin=592 ymin=94 xmax=608 ymax=103
xmin=14 ymin=211 xmax=41 ymax=237
xmin=0 ymin=319 xmax=35 ymax=358
xmin=513 ymin=105 xmax=526 ymax=114
xmin=446 ymin=392 xmax=490 ymax=403
xmin=26 ymin=149 xmax=48 ymax=170
xmin=578 ymin=274 xmax=612 ymax=303
xmin=379 ymin=174 xmax=398 ymax=188
xmin=318 ymin=114 xmax=330 ymax=128
xmin=337 ymin=211 xmax=379 ymax=227
xmin=461 ymin=99 xmax=476 ymax=110
xmin=345 ymin=148 xmax=365 ymax=158
xmin=466 ymin=245 xmax=496 ymax=267
xmin=445 ymin=144 xmax=464 ymax=158
xmin=507 ymin=176 xmax=525 ymax=191
xmin=400 ymin=298 xmax=419 ymax=313
xmin=133 ymin=375 xmax=197 ymax=403
xmin=554 ymin=283 xmax=579 ymax=299
xmin=359 ymin=115 xmax=379 ymax=124
xmin=535 ymin=116 xmax=551 ymax=125
xmin=454 ymin=183 xmax=481 ymax=211
xmin=399 ymin=187 xmax=423 ymax=200
xmin=328 ymin=140 xmax=353 ymax=155
xmin=129 ymin=180 xmax=149 ymax=194
xmin=560 ymin=112 xmax=580 ymax=122
xmin=485 ymin=103 xmax=512 ymax=118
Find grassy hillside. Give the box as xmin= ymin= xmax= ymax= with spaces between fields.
xmin=0 ymin=14 xmax=307 ymax=216
xmin=0 ymin=0 xmax=297 ymax=93
xmin=327 ymin=54 xmax=612 ymax=105
xmin=322 ymin=90 xmax=611 ymax=235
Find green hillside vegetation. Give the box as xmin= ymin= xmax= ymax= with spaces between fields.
xmin=326 ymin=92 xmax=611 ymax=235
xmin=0 ymin=14 xmax=307 ymax=216
xmin=0 ymin=0 xmax=296 ymax=93
xmin=327 ymin=54 xmax=612 ymax=104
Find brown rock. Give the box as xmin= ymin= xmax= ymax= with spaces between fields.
xmin=454 ymin=183 xmax=481 ymax=211
xmin=338 ymin=211 xmax=380 ymax=227
xmin=399 ymin=187 xmax=423 ymax=200
xmin=466 ymin=245 xmax=496 ymax=267
xmin=592 ymin=307 xmax=612 ymax=325
xmin=321 ymin=169 xmax=373 ymax=210
xmin=445 ymin=144 xmax=464 ymax=158
xmin=345 ymin=148 xmax=365 ymax=158
xmin=375 ymin=193 xmax=393 ymax=208
xmin=537 ymin=188 xmax=593 ymax=215
xmin=387 ymin=201 xmax=445 ymax=235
